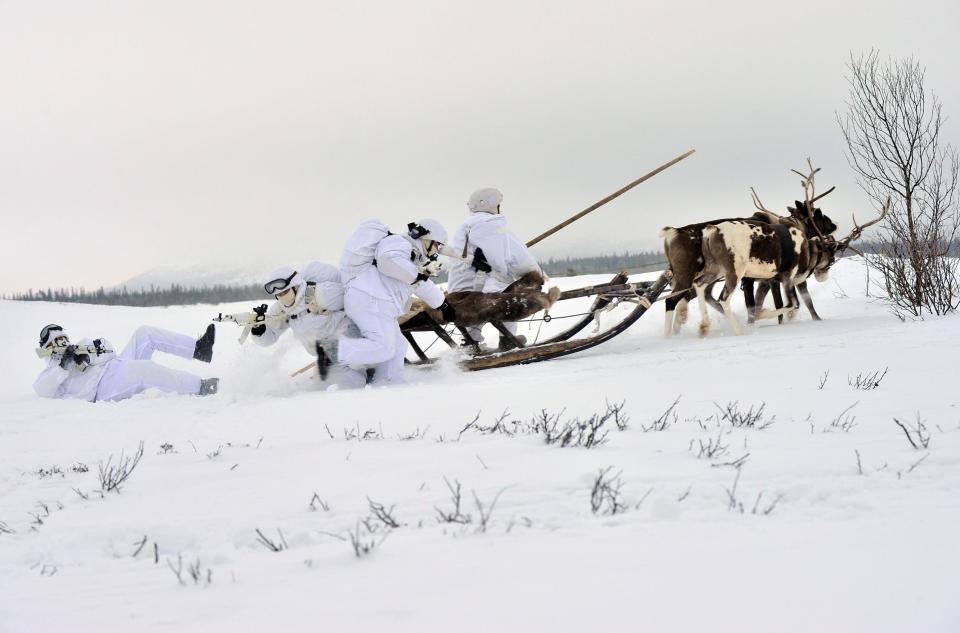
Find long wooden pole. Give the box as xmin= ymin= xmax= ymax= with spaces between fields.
xmin=525 ymin=149 xmax=696 ymax=248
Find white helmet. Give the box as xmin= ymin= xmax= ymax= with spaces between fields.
xmin=467 ymin=187 xmax=503 ymax=214
xmin=408 ymin=219 xmax=448 ymax=257
xmin=264 ymin=265 xmax=305 ymax=311
xmin=39 ymin=323 xmax=68 ymax=347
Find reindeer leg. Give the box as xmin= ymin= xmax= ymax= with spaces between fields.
xmin=706 ymin=281 xmax=725 ymax=315
xmin=757 ymin=282 xmax=787 ymax=321
xmin=663 ymin=304 xmax=675 ymax=338
xmin=757 ymin=279 xmax=799 ymax=321
xmin=667 ymin=279 xmax=694 ymax=336
xmin=676 ymin=291 xmax=693 ymax=328
xmin=786 ymin=285 xmax=800 ymax=320
xmin=741 ymin=279 xmax=756 ymax=323
xmin=719 ymin=276 xmax=743 ymax=336
xmin=798 ymin=282 xmax=821 ymax=320
xmin=751 ymin=280 xmax=770 ymax=324
xmin=694 ymin=284 xmax=711 ymax=337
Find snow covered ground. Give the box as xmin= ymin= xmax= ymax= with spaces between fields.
xmin=1 ymin=259 xmax=958 ymax=633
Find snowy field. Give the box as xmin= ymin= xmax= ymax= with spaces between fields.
xmin=1 ymin=259 xmax=958 ymax=633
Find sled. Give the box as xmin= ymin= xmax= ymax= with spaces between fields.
xmin=400 ymin=271 xmax=672 ymax=371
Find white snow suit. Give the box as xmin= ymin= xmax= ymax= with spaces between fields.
xmin=33 ymin=326 xmax=204 ymax=402
xmin=339 ymin=233 xmax=445 ymax=383
xmin=250 ymin=261 xmax=366 ymax=388
xmin=446 ymin=212 xmax=541 ymax=341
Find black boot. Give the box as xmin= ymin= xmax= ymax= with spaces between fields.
xmin=194 ymin=324 xmax=216 ymax=362
xmin=498 ymin=334 xmax=526 ymax=352
xmin=199 ymin=377 xmax=219 ymax=396
xmin=316 ymin=342 xmax=332 ymax=381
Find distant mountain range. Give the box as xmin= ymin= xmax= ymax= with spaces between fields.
xmin=111 ymin=255 xmax=315 ymax=291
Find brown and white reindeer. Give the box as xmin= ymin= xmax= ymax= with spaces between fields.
xmin=660 ymin=160 xmax=838 ymax=336
xmin=694 ymin=213 xmax=810 ymax=336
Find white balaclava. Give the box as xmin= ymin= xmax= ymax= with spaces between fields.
xmin=467 ymin=188 xmax=503 ymax=214
xmin=264 ymin=265 xmax=306 ymax=312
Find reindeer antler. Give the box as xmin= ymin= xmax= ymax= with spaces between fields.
xmin=837 ymin=197 xmax=890 ymax=249
xmin=790 ymin=157 xmax=835 ymax=239
xmin=750 ymin=187 xmax=776 ymax=215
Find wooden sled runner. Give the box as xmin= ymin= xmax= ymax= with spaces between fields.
xmin=400 ymin=271 xmax=672 ymax=371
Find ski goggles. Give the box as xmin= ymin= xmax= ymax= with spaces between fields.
xmin=264 ymin=271 xmax=298 ymax=295
xmin=407 ymin=222 xmax=429 ymax=239
xmin=39 ymin=323 xmax=64 ymax=347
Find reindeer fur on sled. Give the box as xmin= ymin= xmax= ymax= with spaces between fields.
xmin=412 ymin=271 xmax=561 ymax=327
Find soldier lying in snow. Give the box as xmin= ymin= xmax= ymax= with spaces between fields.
xmin=33 ymin=323 xmax=219 ymax=402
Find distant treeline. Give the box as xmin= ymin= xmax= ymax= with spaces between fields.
xmin=540 ymin=251 xmax=665 ymax=276
xmin=3 ymin=283 xmax=267 ymax=307
xmin=4 ymin=251 xmax=666 ymax=307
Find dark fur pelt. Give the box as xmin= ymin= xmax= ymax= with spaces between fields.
xmin=408 ymin=272 xmax=561 ymax=327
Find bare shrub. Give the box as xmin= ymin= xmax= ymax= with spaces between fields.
xmin=534 ymin=409 xmax=610 ymax=448
xmin=607 ymin=400 xmax=630 ymax=431
xmin=472 ymin=488 xmax=507 ymax=533
xmin=826 ymin=402 xmax=859 ymax=433
xmin=98 ymin=441 xmax=145 ymax=493
xmin=694 ymin=430 xmax=729 ymax=459
xmin=254 ymin=528 xmax=288 ymax=552
xmin=0 ymin=521 xmax=14 ymax=535
xmin=435 ymin=477 xmax=471 ymax=524
xmin=893 ymin=415 xmax=931 ymax=449
xmin=458 ymin=401 xmax=629 ymax=444
xmin=167 ymin=554 xmax=212 ymax=586
xmin=366 ymin=498 xmax=402 ymax=529
xmin=35 ymin=465 xmax=64 ymax=479
xmin=848 ymin=367 xmax=888 ymax=390
xmin=132 ymin=535 xmax=148 ymax=558
xmin=711 ymin=453 xmax=750 ymax=469
xmin=714 ymin=402 xmax=775 ymax=429
xmin=308 ymin=493 xmax=330 ymax=512
xmin=724 ymin=470 xmax=783 ymax=515
xmin=642 ymin=396 xmax=679 ymax=432
xmin=398 ymin=426 xmax=430 ymax=441
xmin=590 ymin=467 xmax=626 ymax=516
xmin=349 ymin=522 xmax=386 ymax=558
xmin=818 ymin=370 xmax=830 ymax=390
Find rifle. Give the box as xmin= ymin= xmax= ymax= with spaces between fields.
xmin=36 ymin=340 xmax=113 ymax=359
xmin=213 ymin=310 xmax=290 ymax=344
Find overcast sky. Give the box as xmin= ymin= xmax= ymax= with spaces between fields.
xmin=1 ymin=0 xmax=958 ymax=293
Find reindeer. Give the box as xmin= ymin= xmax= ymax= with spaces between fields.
xmin=661 ymin=160 xmax=837 ymax=336
xmin=738 ymin=162 xmax=838 ymax=322
xmin=695 ymin=214 xmax=812 ymax=335
xmin=745 ymin=161 xmax=886 ymax=322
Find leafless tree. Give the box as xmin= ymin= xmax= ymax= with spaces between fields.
xmin=838 ymin=50 xmax=960 ymax=317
